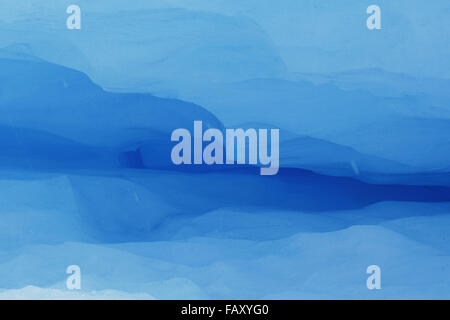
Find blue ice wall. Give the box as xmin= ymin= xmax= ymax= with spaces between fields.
xmin=0 ymin=1 xmax=449 ymax=299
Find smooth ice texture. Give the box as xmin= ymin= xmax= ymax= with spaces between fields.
xmin=0 ymin=1 xmax=449 ymax=299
